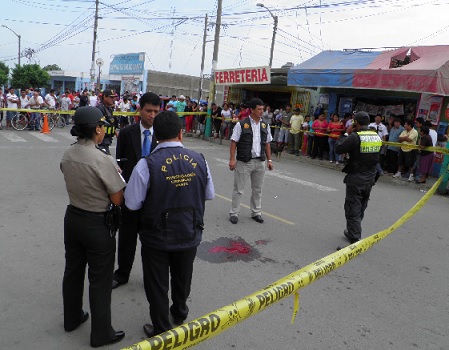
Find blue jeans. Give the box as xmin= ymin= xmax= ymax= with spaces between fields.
xmin=328 ymin=138 xmax=339 ymax=162
xmin=30 ymin=112 xmax=41 ymax=130
xmin=6 ymin=111 xmax=17 ymax=121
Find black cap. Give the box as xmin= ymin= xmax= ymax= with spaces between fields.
xmin=74 ymin=106 xmax=111 ymax=126
xmin=354 ymin=111 xmax=370 ymax=126
xmin=294 ymin=107 xmax=301 ymax=112
xmin=102 ymin=89 xmax=117 ymax=98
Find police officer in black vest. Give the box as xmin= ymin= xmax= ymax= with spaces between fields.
xmin=97 ymin=89 xmax=118 ymax=154
xmin=124 ymin=110 xmax=215 ymax=338
xmin=229 ymin=97 xmax=273 ymax=224
xmin=336 ymin=111 xmax=382 ymax=244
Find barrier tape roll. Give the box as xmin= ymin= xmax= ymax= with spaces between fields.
xmin=121 ymin=170 xmax=445 ymax=350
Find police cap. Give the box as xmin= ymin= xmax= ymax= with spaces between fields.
xmin=74 ymin=106 xmax=111 ymax=126
xmin=354 ymin=111 xmax=370 ymax=126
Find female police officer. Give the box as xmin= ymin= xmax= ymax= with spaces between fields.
xmin=60 ymin=106 xmax=126 ymax=347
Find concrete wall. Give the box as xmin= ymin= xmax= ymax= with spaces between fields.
xmin=146 ymin=70 xmax=224 ymax=103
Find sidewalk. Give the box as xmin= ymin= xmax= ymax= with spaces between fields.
xmin=196 ymin=134 xmax=441 ymax=193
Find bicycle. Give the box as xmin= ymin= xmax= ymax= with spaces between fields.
xmin=46 ymin=109 xmax=66 ymax=128
xmin=11 ymin=110 xmax=55 ymax=131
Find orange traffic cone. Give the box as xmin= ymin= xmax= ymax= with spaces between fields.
xmin=41 ymin=114 xmax=51 ymax=134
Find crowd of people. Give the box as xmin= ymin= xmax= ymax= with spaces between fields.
xmin=2 ymin=86 xmax=446 ymax=184
xmin=209 ymin=102 xmax=445 ymax=184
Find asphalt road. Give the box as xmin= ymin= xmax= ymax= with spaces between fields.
xmin=1 ymin=129 xmax=448 ymax=350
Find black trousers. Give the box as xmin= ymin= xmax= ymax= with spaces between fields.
xmin=114 ymin=208 xmax=140 ymax=283
xmin=385 ymin=149 xmax=399 ymax=174
xmin=141 ymin=245 xmax=197 ymax=334
xmin=63 ymin=206 xmax=116 ymax=345
xmin=312 ymin=136 xmax=327 ymax=159
xmin=344 ymin=184 xmax=373 ymax=241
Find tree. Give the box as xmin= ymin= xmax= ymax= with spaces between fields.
xmin=43 ymin=64 xmax=62 ymax=71
xmin=11 ymin=64 xmax=50 ymax=89
xmin=0 ymin=62 xmax=9 ymax=87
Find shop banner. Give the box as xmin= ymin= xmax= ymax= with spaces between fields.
xmin=214 ymin=66 xmax=270 ymax=85
xmin=110 ymin=52 xmax=145 ymax=75
xmin=416 ymin=94 xmax=443 ymax=124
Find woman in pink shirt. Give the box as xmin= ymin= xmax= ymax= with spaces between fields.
xmin=311 ymin=112 xmax=329 ymax=160
xmin=327 ymin=113 xmax=345 ymax=164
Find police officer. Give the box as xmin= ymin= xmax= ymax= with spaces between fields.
xmin=229 ymin=97 xmax=273 ymax=224
xmin=97 ymin=89 xmax=118 ymax=154
xmin=124 ymin=110 xmax=215 ymax=338
xmin=60 ymin=106 xmax=126 ymax=347
xmin=335 ymin=111 xmax=382 ymax=244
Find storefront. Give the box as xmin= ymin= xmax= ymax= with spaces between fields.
xmin=288 ymin=46 xmax=449 ymax=178
xmin=288 ymin=46 xmax=449 ymax=118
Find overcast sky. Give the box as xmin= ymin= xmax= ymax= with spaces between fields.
xmin=1 ymin=0 xmax=448 ymax=76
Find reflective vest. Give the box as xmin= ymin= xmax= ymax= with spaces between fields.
xmin=343 ymin=130 xmax=382 ymax=174
xmin=358 ymin=130 xmax=382 ymax=153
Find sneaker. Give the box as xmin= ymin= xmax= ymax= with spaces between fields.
xmin=230 ymin=215 xmax=238 ymax=224
xmin=335 ymin=161 xmax=339 ymax=165
xmin=393 ymin=171 xmax=401 ymax=178
xmin=408 ymin=174 xmax=414 ymax=182
xmin=330 ymin=160 xmax=333 ymax=163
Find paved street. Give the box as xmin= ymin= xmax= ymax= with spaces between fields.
xmin=1 ymin=129 xmax=448 ymax=350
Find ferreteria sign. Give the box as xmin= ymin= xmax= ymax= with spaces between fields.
xmin=214 ymin=66 xmax=271 ymax=85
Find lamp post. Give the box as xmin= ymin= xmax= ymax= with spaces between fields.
xmin=256 ymin=3 xmax=278 ymax=68
xmin=2 ymin=25 xmax=21 ymax=66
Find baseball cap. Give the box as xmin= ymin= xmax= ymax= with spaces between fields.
xmin=354 ymin=111 xmax=370 ymax=126
xmin=102 ymin=89 xmax=117 ymax=98
xmin=74 ymin=106 xmax=111 ymax=126
xmin=179 ymin=95 xmax=186 ymax=99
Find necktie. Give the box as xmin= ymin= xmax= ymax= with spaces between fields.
xmin=142 ymin=129 xmax=151 ymax=157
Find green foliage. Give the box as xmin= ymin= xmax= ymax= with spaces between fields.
xmin=11 ymin=64 xmax=51 ymax=89
xmin=43 ymin=64 xmax=62 ymax=71
xmin=0 ymin=62 xmax=9 ymax=86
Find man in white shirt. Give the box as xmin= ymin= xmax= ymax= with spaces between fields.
xmin=60 ymin=93 xmax=72 ymax=125
xmin=6 ymin=87 xmax=19 ymax=129
xmin=369 ymin=114 xmax=388 ymax=174
xmin=19 ymin=89 xmax=30 ymax=109
xmin=45 ymin=89 xmax=57 ymax=110
xmin=229 ymin=98 xmax=273 ymax=224
xmin=29 ymin=89 xmax=45 ymax=131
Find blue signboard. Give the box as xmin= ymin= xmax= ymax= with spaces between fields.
xmin=109 ymin=52 xmax=145 ymax=75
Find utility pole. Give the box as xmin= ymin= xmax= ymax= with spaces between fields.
xmin=1 ymin=25 xmax=21 ymax=66
xmin=198 ymin=14 xmax=208 ymax=102
xmin=90 ymin=0 xmax=99 ymax=88
xmin=256 ymin=3 xmax=278 ymax=67
xmin=269 ymin=15 xmax=278 ymax=68
xmin=205 ymin=0 xmax=222 ymax=138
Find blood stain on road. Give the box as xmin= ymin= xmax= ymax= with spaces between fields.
xmin=197 ymin=237 xmax=271 ymax=263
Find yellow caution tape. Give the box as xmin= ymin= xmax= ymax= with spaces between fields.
xmin=0 ymin=107 xmax=208 ymax=117
xmin=291 ymin=291 xmax=300 ymax=325
xmin=0 ymin=107 xmax=76 ymax=115
xmin=121 ymin=170 xmax=445 ymax=350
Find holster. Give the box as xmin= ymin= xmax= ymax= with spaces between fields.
xmin=104 ymin=203 xmax=122 ymax=237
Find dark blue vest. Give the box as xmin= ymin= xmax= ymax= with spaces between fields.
xmin=140 ymin=146 xmax=208 ymax=251
xmin=236 ymin=117 xmax=268 ymax=162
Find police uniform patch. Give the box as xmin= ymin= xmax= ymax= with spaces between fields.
xmin=262 ymin=123 xmax=266 ymax=128
xmin=243 ymin=123 xmax=250 ymax=129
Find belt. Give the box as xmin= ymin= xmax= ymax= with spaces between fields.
xmin=68 ymin=204 xmax=106 ymax=217
xmin=252 ymin=157 xmax=261 ymax=160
